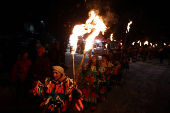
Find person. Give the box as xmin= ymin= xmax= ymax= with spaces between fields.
xmin=159 ymin=47 xmax=164 ymax=64
xmin=9 ymin=50 xmax=32 ymax=100
xmin=30 ymin=66 xmax=83 ymax=113
xmin=31 ymin=47 xmax=51 ymax=83
xmin=80 ymin=54 xmax=104 ymax=111
xmin=48 ymin=42 xmax=61 ymax=66
xmin=99 ymin=54 xmax=114 ymax=99
xmin=107 ymin=50 xmax=121 ymax=85
xmin=108 ymin=50 xmax=119 ymax=67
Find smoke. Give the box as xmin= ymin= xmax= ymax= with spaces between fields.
xmin=102 ymin=6 xmax=118 ymax=27
xmin=86 ymin=0 xmax=118 ymax=27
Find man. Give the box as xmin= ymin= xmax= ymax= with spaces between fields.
xmin=10 ymin=50 xmax=32 ymax=100
xmin=31 ymin=66 xmax=83 ymax=113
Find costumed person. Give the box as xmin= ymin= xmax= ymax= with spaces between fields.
xmin=80 ymin=54 xmax=104 ymax=111
xmin=31 ymin=47 xmax=52 ymax=83
xmin=120 ymin=52 xmax=129 ymax=70
xmin=30 ymin=66 xmax=83 ymax=113
xmin=119 ymin=49 xmax=130 ymax=85
xmin=100 ymin=54 xmax=114 ymax=92
xmin=9 ymin=50 xmax=32 ymax=100
xmin=108 ymin=50 xmax=121 ymax=85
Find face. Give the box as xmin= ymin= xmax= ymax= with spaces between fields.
xmin=53 ymin=70 xmax=62 ymax=80
xmin=22 ymin=53 xmax=28 ymax=59
xmin=102 ymin=56 xmax=107 ymax=62
xmin=92 ymin=56 xmax=97 ymax=63
xmin=38 ymin=52 xmax=43 ymax=57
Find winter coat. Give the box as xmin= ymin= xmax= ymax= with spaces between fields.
xmin=31 ymin=77 xmax=83 ymax=112
xmin=31 ymin=56 xmax=51 ymax=82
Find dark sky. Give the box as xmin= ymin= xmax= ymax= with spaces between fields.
xmin=1 ymin=0 xmax=169 ymax=42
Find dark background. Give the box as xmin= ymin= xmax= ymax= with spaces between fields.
xmin=0 ymin=0 xmax=169 ymax=44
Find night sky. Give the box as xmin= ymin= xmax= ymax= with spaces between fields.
xmin=1 ymin=0 xmax=169 ymax=43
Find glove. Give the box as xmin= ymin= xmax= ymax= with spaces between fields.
xmin=72 ymin=88 xmax=81 ymax=100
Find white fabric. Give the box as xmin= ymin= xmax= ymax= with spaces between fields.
xmin=52 ymin=66 xmax=64 ymax=74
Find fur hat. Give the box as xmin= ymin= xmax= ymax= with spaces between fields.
xmin=38 ymin=47 xmax=45 ymax=54
xmin=52 ymin=66 xmax=65 ymax=75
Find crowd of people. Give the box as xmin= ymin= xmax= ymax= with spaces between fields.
xmin=125 ymin=45 xmax=170 ymax=65
xmin=3 ymin=37 xmax=130 ymax=112
xmin=77 ymin=45 xmax=170 ymax=112
xmin=1 ymin=38 xmax=170 ymax=112
xmin=79 ymin=49 xmax=129 ymax=112
xmin=6 ymin=40 xmax=77 ymax=113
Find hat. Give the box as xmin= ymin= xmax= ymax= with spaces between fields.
xmin=38 ymin=47 xmax=45 ymax=54
xmin=52 ymin=66 xmax=65 ymax=75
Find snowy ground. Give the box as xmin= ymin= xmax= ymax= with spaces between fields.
xmin=0 ymin=52 xmax=170 ymax=113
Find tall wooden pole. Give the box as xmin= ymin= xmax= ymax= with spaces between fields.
xmin=76 ymin=53 xmax=86 ymax=84
xmin=72 ymin=54 xmax=75 ymax=87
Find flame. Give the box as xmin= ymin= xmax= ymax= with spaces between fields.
xmin=144 ymin=41 xmax=148 ymax=45
xmin=69 ymin=10 xmax=107 ymax=54
xmin=132 ymin=42 xmax=135 ymax=45
xmin=150 ymin=43 xmax=152 ymax=46
xmin=137 ymin=40 xmax=140 ymax=43
xmin=164 ymin=43 xmax=166 ymax=46
xmin=140 ymin=42 xmax=141 ymax=46
xmin=110 ymin=34 xmax=113 ymax=41
xmin=126 ymin=21 xmax=132 ymax=33
xmin=105 ymin=43 xmax=108 ymax=48
xmin=155 ymin=44 xmax=157 ymax=46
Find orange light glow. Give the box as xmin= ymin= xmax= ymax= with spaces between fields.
xmin=110 ymin=34 xmax=113 ymax=41
xmin=144 ymin=41 xmax=148 ymax=45
xmin=69 ymin=10 xmax=107 ymax=54
xmin=126 ymin=21 xmax=132 ymax=33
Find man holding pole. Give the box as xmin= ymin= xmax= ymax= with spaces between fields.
xmin=30 ymin=66 xmax=84 ymax=113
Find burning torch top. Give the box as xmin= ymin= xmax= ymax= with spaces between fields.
xmin=69 ymin=10 xmax=107 ymax=54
